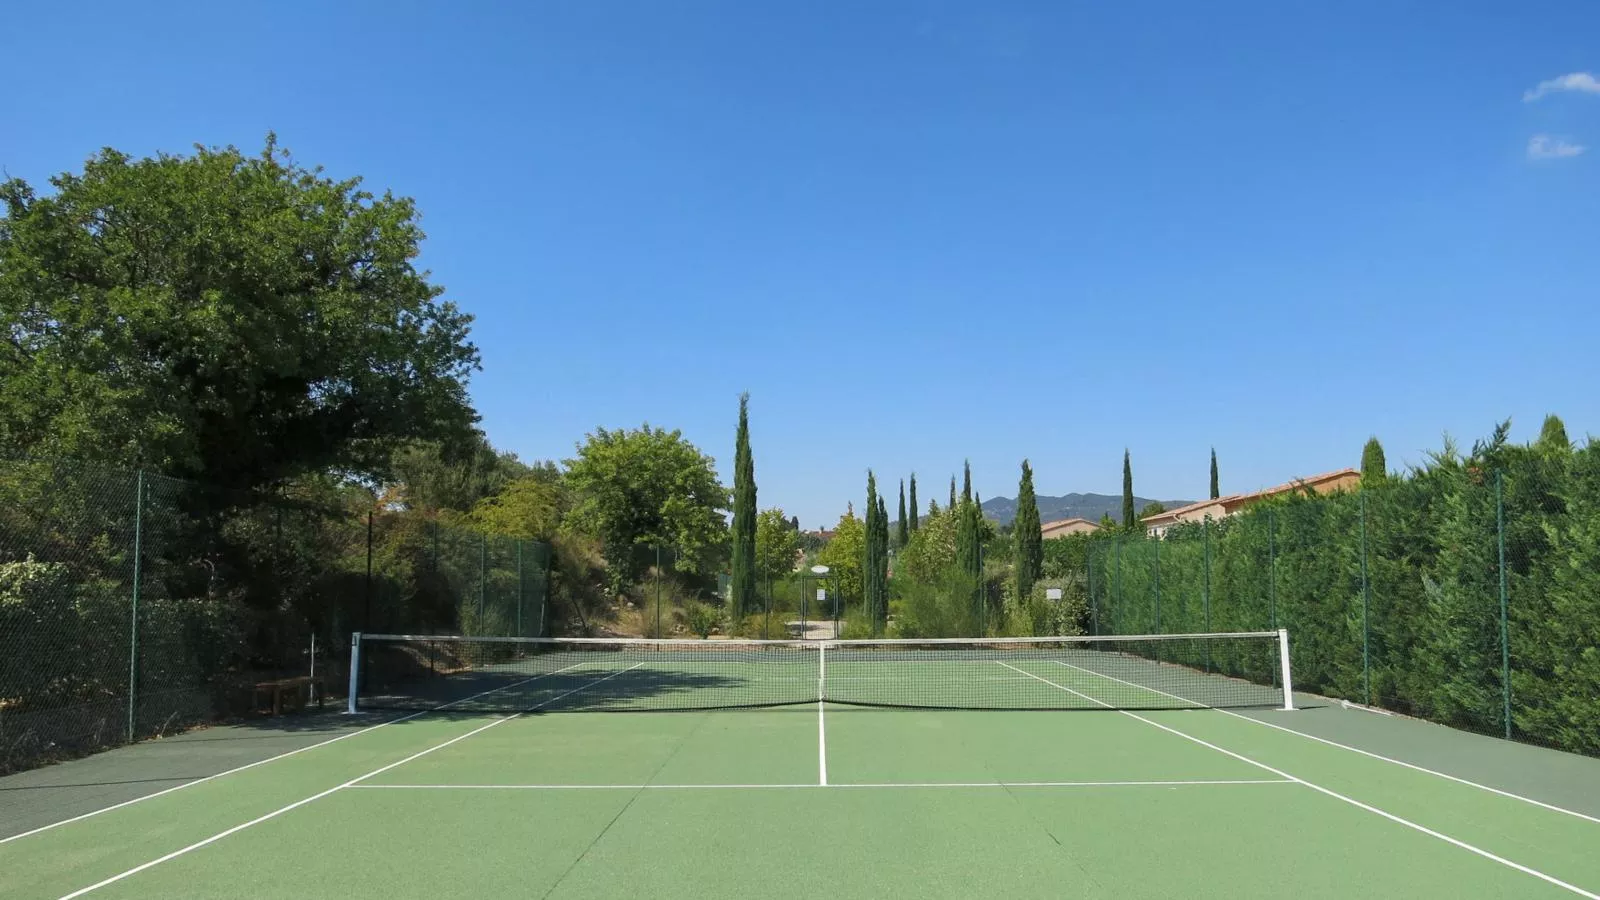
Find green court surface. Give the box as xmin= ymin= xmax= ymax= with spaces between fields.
xmin=3 ymin=657 xmax=1600 ymax=899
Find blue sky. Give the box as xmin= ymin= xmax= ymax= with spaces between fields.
xmin=5 ymin=1 xmax=1598 ymax=527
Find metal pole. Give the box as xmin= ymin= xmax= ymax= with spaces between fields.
xmin=127 ymin=471 xmax=145 ymax=742
xmin=1153 ymin=534 xmax=1162 ymax=635
xmin=1114 ymin=535 xmax=1123 ymax=635
xmin=1203 ymin=519 xmax=1213 ymax=673
xmin=364 ymin=511 xmax=374 ymax=634
xmin=516 ymin=540 xmax=524 ymax=637
xmin=655 ymin=544 xmax=663 ymax=638
xmin=478 ymin=533 xmax=487 ymax=627
xmin=1497 ymin=470 xmax=1511 ymax=740
xmin=1360 ymin=490 xmax=1372 ymax=706
xmin=537 ymin=549 xmax=550 ymax=638
xmin=1268 ymin=509 xmax=1277 ymax=631
xmin=346 ymin=632 xmax=362 ymax=715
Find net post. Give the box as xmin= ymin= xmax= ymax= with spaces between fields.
xmin=346 ymin=631 xmax=363 ymax=714
xmin=818 ymin=641 xmax=826 ymax=702
xmin=1277 ymin=628 xmax=1295 ymax=710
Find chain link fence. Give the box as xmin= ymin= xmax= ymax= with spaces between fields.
xmin=1087 ymin=447 xmax=1600 ymax=757
xmin=0 ymin=459 xmax=550 ymax=774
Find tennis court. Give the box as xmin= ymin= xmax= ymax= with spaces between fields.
xmin=3 ymin=632 xmax=1599 ymax=899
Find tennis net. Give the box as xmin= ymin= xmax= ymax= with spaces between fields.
xmin=347 ymin=630 xmax=1293 ymax=713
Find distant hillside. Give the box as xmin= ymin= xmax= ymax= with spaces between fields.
xmin=980 ymin=493 xmax=1195 ymax=527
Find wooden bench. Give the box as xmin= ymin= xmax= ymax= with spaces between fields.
xmin=254 ymin=675 xmax=325 ymax=716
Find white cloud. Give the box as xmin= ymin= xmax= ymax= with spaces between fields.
xmin=1528 ymin=134 xmax=1586 ymax=160
xmin=1523 ymin=72 xmax=1600 ymax=102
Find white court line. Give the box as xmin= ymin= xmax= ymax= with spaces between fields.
xmin=1050 ymin=660 xmax=1600 ymax=828
xmin=999 ymin=662 xmax=1600 ymax=900
xmin=57 ymin=664 xmax=644 ymax=899
xmin=346 ymin=779 xmax=1295 ymax=790
xmin=0 ymin=660 xmax=596 ymax=847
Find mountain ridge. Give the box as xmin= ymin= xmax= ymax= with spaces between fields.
xmin=978 ymin=493 xmax=1196 ymax=526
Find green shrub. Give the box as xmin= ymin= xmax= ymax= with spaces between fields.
xmin=685 ymin=601 xmax=721 ymax=638
xmin=730 ymin=613 xmax=791 ymax=640
xmin=890 ymin=568 xmax=981 ymax=638
xmin=837 ymin=617 xmax=876 ymax=640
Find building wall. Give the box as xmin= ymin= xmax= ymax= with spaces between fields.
xmin=1041 ymin=519 xmax=1099 ymax=539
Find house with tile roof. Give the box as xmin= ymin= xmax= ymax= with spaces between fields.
xmin=1139 ymin=468 xmax=1361 ymax=537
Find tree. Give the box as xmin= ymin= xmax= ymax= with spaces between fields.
xmin=1210 ymin=448 xmax=1221 ymax=500
xmin=564 ymin=424 xmax=728 ymax=587
xmin=1122 ymin=450 xmax=1136 ymax=529
xmin=0 ymin=137 xmax=479 ymax=490
xmin=816 ymin=508 xmax=864 ymax=606
xmin=1361 ymin=437 xmax=1388 ymax=484
xmin=949 ymin=476 xmax=957 ymax=511
xmin=1013 ymin=460 xmax=1043 ymax=605
xmin=863 ymin=470 xmax=881 ymax=626
xmin=899 ymin=506 xmax=957 ymax=583
xmin=391 ymin=438 xmax=529 ymax=514
xmin=468 ymin=475 xmax=561 ymax=541
xmin=729 ymin=394 xmax=757 ymax=618
xmin=908 ymin=474 xmax=919 ymax=534
xmin=1538 ymin=415 xmax=1571 ymax=453
xmin=896 ymin=480 xmax=909 ymax=548
xmin=755 ymin=508 xmax=800 ymax=585
xmin=1139 ymin=501 xmax=1167 ymax=519
xmin=874 ymin=491 xmax=891 ymax=627
xmin=790 ymin=515 xmax=800 ymax=531
xmin=962 ymin=461 xmax=973 ymax=506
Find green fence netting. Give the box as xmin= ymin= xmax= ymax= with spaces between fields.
xmin=1086 ymin=450 xmax=1600 ymax=758
xmin=0 ymin=459 xmax=550 ymax=774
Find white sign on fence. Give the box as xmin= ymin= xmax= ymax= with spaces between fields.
xmin=817 ymin=589 xmax=827 ymax=604
xmin=1046 ymin=588 xmax=1063 ymax=601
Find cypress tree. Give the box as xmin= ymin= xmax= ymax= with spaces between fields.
xmin=864 ymin=470 xmax=880 ymax=628
xmin=730 ymin=393 xmax=757 ymax=619
xmin=897 ymin=479 xmax=909 ymax=547
xmin=1121 ymin=450 xmax=1136 ymax=530
xmin=1361 ymin=437 xmax=1387 ymax=484
xmin=908 ymin=474 xmax=919 ymax=534
xmin=955 ymin=485 xmax=977 ymax=584
xmin=1538 ymin=414 xmax=1571 ymax=453
xmin=1209 ymin=448 xmax=1220 ymax=500
xmin=790 ymin=515 xmax=800 ymax=531
xmin=949 ymin=476 xmax=957 ymax=511
xmin=875 ymin=493 xmax=891 ymax=627
xmin=971 ymin=491 xmax=986 ymax=632
xmin=962 ymin=460 xmax=972 ymax=506
xmin=1013 ymin=460 xmax=1043 ymax=606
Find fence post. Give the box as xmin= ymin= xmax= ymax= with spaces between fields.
xmin=538 ymin=548 xmax=551 ymax=638
xmin=1085 ymin=546 xmax=1095 ymax=636
xmin=1113 ymin=535 xmax=1123 ymax=634
xmin=1360 ymin=490 xmax=1372 ymax=706
xmin=364 ymin=511 xmax=374 ymax=634
xmin=516 ymin=540 xmax=524 ymax=637
xmin=1496 ymin=470 xmax=1511 ymax=740
xmin=478 ymin=533 xmax=487 ymax=625
xmin=655 ymin=544 xmax=663 ymax=638
xmin=1268 ymin=509 xmax=1277 ymax=631
xmin=1153 ymin=533 xmax=1162 ymax=635
xmin=127 ymin=470 xmax=145 ymax=743
xmin=1202 ymin=518 xmax=1213 ymax=673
